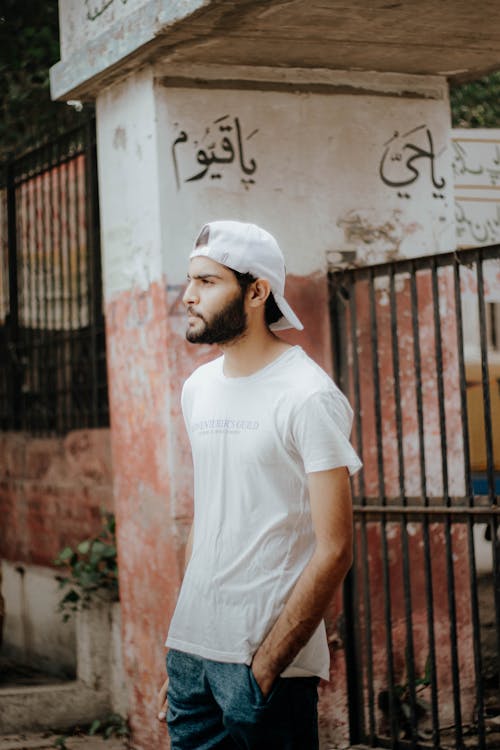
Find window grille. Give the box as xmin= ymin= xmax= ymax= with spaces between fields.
xmin=0 ymin=118 xmax=108 ymax=434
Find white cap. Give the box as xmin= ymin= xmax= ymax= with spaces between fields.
xmin=190 ymin=220 xmax=304 ymax=331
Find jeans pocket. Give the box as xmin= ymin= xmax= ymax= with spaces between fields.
xmin=247 ymin=666 xmax=280 ymax=708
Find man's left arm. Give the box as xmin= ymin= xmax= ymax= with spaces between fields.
xmin=251 ymin=466 xmax=353 ymax=696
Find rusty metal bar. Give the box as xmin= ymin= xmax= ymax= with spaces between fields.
xmin=389 ymin=265 xmax=418 ymax=748
xmin=453 ymin=254 xmax=487 ymax=749
xmin=410 ymin=263 xmax=440 ymax=749
xmin=369 ymin=268 xmax=398 ymax=748
xmin=353 ymin=506 xmax=500 ymax=517
xmin=350 ymin=277 xmax=376 ymax=744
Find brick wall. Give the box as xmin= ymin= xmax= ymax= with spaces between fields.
xmin=0 ymin=430 xmax=114 ymax=566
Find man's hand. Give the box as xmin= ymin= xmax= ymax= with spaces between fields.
xmin=157 ymin=676 xmax=169 ymax=721
xmin=250 ymin=655 xmax=276 ymax=699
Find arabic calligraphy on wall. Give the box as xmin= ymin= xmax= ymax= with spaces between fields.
xmin=453 ymin=139 xmax=500 ymax=186
xmin=452 ymin=131 xmax=500 ymax=248
xmin=171 ymin=115 xmax=259 ymax=191
xmin=379 ymin=124 xmax=446 ymax=200
xmin=85 ymin=0 xmax=129 ymax=21
xmin=455 ymin=202 xmax=500 ymax=246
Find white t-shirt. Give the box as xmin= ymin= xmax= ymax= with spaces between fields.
xmin=166 ymin=346 xmax=361 ymax=680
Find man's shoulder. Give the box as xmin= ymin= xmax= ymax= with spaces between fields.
xmin=183 ymin=355 xmax=222 ymax=390
xmin=281 ymin=347 xmax=337 ymax=396
xmin=279 ymin=348 xmax=354 ymax=421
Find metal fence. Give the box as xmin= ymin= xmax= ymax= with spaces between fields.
xmin=0 ymin=118 xmax=108 ymax=434
xmin=330 ymin=245 xmax=500 ymax=750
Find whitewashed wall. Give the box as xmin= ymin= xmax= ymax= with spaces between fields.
xmin=158 ymin=82 xmax=454 ymax=281
xmin=96 ymin=69 xmax=454 ymax=299
xmin=453 ymin=128 xmax=500 ymax=247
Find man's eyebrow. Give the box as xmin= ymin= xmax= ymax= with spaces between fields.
xmin=187 ymin=272 xmax=223 ymax=280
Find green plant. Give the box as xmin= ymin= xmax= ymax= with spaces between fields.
xmin=54 ymin=512 xmax=119 ymax=621
xmin=89 ymin=713 xmax=130 ymax=739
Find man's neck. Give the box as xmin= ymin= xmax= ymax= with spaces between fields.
xmin=220 ymin=326 xmax=293 ymax=378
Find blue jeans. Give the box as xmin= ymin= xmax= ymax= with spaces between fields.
xmin=166 ymin=650 xmax=320 ymax=749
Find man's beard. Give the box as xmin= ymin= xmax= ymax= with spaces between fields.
xmin=186 ymin=290 xmax=247 ymax=345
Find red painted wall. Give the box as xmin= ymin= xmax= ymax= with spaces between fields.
xmin=0 ymin=429 xmax=113 ymax=566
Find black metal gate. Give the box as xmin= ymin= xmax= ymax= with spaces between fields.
xmin=330 ymin=245 xmax=500 ymax=750
xmin=0 ymin=117 xmax=108 ymax=434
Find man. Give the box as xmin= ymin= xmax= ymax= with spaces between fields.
xmin=158 ymin=220 xmax=361 ymax=749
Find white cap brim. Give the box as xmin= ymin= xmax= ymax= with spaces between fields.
xmin=270 ymin=293 xmax=304 ymax=331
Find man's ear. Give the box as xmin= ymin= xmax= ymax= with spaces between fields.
xmin=247 ymin=279 xmax=271 ymax=309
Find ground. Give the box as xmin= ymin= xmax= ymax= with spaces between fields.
xmin=0 ymin=735 xmax=128 ymax=750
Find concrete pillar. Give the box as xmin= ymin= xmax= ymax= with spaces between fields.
xmin=95 ymin=67 xmax=183 ymax=748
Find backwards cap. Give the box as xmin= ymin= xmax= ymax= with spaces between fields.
xmin=190 ymin=220 xmax=303 ymax=331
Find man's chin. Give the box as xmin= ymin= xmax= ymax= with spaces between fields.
xmin=186 ymin=327 xmax=210 ymax=344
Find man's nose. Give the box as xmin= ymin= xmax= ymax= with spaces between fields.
xmin=183 ymin=280 xmax=198 ymax=306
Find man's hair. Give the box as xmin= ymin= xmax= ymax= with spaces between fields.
xmin=233 ymin=271 xmax=282 ymax=327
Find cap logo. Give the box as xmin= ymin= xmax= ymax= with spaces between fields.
xmin=220 ymin=252 xmax=229 ymax=264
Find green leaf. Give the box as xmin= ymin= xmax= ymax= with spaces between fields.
xmin=56 ymin=547 xmax=75 ymax=562
xmin=88 ymin=719 xmax=101 ymax=735
xmin=77 ymin=540 xmax=91 ymax=555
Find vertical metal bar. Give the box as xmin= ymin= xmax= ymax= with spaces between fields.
xmin=369 ymin=269 xmax=398 ymax=747
xmin=343 ymin=543 xmax=365 ymax=746
xmin=453 ymin=255 xmax=486 ymax=749
xmin=332 ymin=273 xmax=368 ymax=746
xmin=73 ymin=151 xmax=85 ymax=425
xmin=31 ymin=165 xmax=41 ymax=433
xmin=6 ymin=161 xmax=21 ymax=428
xmin=54 ymin=138 xmax=64 ymax=433
xmin=57 ymin=147 xmax=67 ymax=434
xmin=26 ymin=168 xmax=37 ymax=432
xmin=351 ymin=276 xmax=376 ymax=745
xmin=389 ymin=267 xmax=418 ymax=747
xmin=71 ymin=156 xmax=81 ymax=429
xmin=84 ymin=116 xmax=104 ymax=428
xmin=369 ymin=271 xmax=386 ymax=501
xmin=48 ymin=143 xmax=58 ymax=431
xmin=69 ymin=155 xmax=78 ymax=430
xmin=63 ymin=149 xmax=72 ymax=432
xmin=18 ymin=178 xmax=28 ymax=431
xmin=40 ymin=147 xmax=49 ymax=433
xmin=330 ymin=272 xmax=349 ymax=395
xmin=476 ymin=256 xmax=495 ymax=501
xmin=430 ymin=258 xmax=463 ymax=748
xmin=410 ymin=265 xmax=440 ymax=749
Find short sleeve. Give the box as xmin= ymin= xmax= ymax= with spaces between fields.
xmin=292 ymin=388 xmax=362 ymax=476
xmin=181 ymin=379 xmax=193 ymax=439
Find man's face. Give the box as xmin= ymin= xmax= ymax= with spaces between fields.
xmin=183 ymin=256 xmax=248 ymax=345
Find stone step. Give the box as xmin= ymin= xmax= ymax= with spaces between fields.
xmin=0 ymin=733 xmax=127 ymax=750
xmin=0 ymin=682 xmax=110 ymax=734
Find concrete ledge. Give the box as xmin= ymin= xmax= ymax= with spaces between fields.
xmin=0 ymin=681 xmax=109 ymax=733
xmin=0 ymin=733 xmax=127 ymax=750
